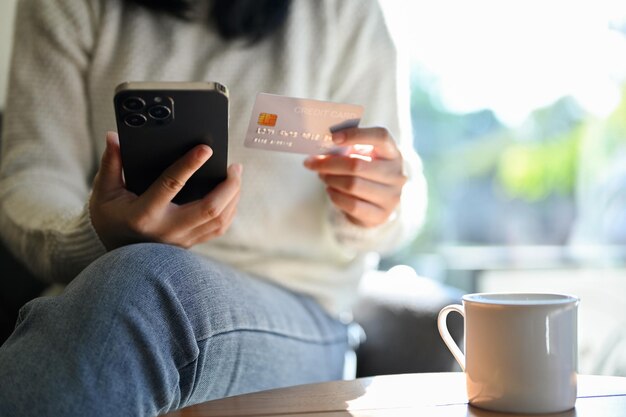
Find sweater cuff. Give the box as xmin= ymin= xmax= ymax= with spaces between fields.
xmin=52 ymin=203 xmax=107 ymax=283
xmin=329 ymin=205 xmax=399 ymax=253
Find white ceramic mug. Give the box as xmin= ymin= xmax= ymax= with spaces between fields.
xmin=438 ymin=293 xmax=579 ymax=414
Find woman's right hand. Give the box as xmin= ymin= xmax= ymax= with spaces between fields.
xmin=89 ymin=131 xmax=242 ymax=251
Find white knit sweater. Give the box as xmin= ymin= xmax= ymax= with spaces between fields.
xmin=0 ymin=0 xmax=427 ymax=315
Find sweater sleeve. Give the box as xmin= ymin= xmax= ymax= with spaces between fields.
xmin=0 ymin=0 xmax=106 ymax=283
xmin=323 ymin=0 xmax=428 ymax=256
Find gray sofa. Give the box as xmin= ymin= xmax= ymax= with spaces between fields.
xmin=354 ymin=270 xmax=463 ymax=376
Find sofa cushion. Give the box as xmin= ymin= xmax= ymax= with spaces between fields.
xmin=353 ymin=267 xmax=464 ymax=377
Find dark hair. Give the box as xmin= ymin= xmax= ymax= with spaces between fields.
xmin=127 ymin=0 xmax=292 ymax=43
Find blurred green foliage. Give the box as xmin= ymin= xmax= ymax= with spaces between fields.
xmin=496 ymin=103 xmax=584 ymax=201
xmin=407 ymin=72 xmax=595 ymax=247
xmin=497 ymin=132 xmax=580 ymax=201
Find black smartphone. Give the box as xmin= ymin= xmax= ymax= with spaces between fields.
xmin=113 ymin=81 xmax=229 ymax=205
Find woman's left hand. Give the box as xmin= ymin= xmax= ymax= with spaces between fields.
xmin=304 ymin=127 xmax=407 ymax=228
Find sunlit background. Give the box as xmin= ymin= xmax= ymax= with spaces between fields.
xmin=380 ymin=0 xmax=626 ymax=250
xmin=384 ymin=0 xmax=626 ymax=124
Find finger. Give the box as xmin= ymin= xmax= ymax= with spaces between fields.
xmin=140 ymin=145 xmax=213 ymax=210
xmin=326 ymin=187 xmax=389 ymax=228
xmin=174 ymin=163 xmax=243 ymax=230
xmin=332 ymin=127 xmax=400 ymax=160
xmin=305 ymin=155 xmax=406 ymax=186
xmin=320 ymin=174 xmax=401 ymax=208
xmin=183 ymin=188 xmax=241 ymax=246
xmin=94 ymin=131 xmax=125 ymax=195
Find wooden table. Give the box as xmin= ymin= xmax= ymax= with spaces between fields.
xmin=162 ymin=372 xmax=626 ymax=417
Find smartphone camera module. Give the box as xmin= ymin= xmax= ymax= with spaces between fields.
xmin=122 ymin=97 xmax=146 ymax=112
xmin=124 ymin=113 xmax=148 ymax=127
xmin=148 ymin=105 xmax=172 ymax=120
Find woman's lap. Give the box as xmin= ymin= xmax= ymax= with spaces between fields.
xmin=0 ymin=243 xmax=348 ymax=417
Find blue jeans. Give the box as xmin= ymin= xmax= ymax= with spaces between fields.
xmin=0 ymin=243 xmax=348 ymax=417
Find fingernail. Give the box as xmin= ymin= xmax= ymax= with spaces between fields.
xmin=234 ymin=163 xmax=243 ymax=175
xmin=105 ymin=131 xmax=115 ymax=145
xmin=103 ymin=132 xmax=115 ymax=155
xmin=332 ymin=131 xmax=346 ymax=144
xmin=197 ymin=145 xmax=212 ymax=159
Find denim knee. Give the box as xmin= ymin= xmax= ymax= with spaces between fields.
xmin=74 ymin=242 xmax=199 ymax=297
xmin=3 ymin=243 xmax=211 ymax=416
xmin=66 ymin=242 xmax=211 ymax=308
xmin=49 ymin=244 xmax=208 ymax=363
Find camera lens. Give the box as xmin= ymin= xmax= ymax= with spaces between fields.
xmin=124 ymin=113 xmax=147 ymax=127
xmin=148 ymin=105 xmax=172 ymax=120
xmin=122 ymin=97 xmax=145 ymax=112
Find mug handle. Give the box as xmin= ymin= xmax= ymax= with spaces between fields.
xmin=437 ymin=304 xmax=466 ymax=371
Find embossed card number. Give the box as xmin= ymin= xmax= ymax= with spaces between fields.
xmin=244 ymin=93 xmax=364 ymax=155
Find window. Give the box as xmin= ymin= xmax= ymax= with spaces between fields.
xmin=380 ymin=0 xmax=626 ymax=250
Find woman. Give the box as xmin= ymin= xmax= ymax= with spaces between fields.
xmin=0 ymin=0 xmax=426 ymax=415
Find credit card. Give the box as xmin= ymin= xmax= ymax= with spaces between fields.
xmin=244 ymin=93 xmax=364 ymax=155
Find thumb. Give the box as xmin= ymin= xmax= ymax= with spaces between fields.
xmin=228 ymin=162 xmax=243 ymax=179
xmin=94 ymin=131 xmax=125 ymax=194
